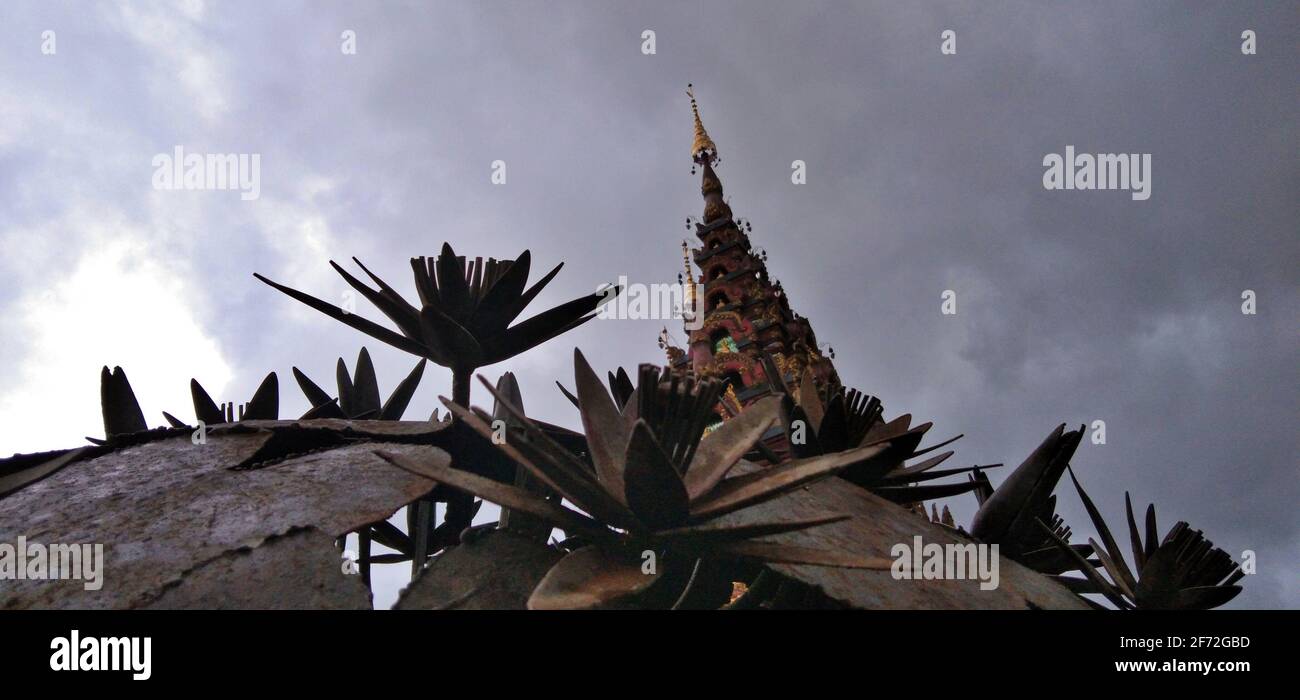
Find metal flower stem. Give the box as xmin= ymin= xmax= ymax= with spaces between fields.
xmin=411 ymin=366 xmax=475 ymax=575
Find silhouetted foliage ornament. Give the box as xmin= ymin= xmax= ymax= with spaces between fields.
xmin=970 ymin=424 xmax=1096 ymax=575
xmin=378 ymin=349 xmax=897 ymax=609
xmin=99 ymin=366 xmax=147 ymax=439
xmin=1040 ymin=469 xmax=1244 ymax=610
xmin=770 ymin=363 xmax=984 ymax=504
xmin=292 ymin=347 xmax=426 ymax=420
xmin=95 ymin=365 xmax=278 ymax=445
xmin=158 ymin=373 xmax=279 ymax=429
xmin=255 ymin=241 xmax=617 ymax=572
xmin=254 ymin=242 xmax=616 ymax=379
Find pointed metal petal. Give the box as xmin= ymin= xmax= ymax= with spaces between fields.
xmin=861 ymin=413 xmax=911 ymax=446
xmin=375 ymin=449 xmax=612 ymax=544
xmin=352 ymin=347 xmax=382 ymax=417
xmin=527 ymin=545 xmax=662 ymax=610
xmin=476 ymin=251 xmax=533 ymax=328
xmin=241 ymin=372 xmax=279 ymax=420
xmin=101 ymin=366 xmax=148 ymax=437
xmin=434 ymin=242 xmax=472 ymax=319
xmin=796 ymin=367 xmax=824 ymax=433
xmin=1036 ymin=519 xmax=1132 ymax=609
xmin=1144 ymin=504 xmax=1159 ymax=564
xmin=1088 ymin=537 xmax=1137 ymax=601
xmin=689 ymin=444 xmax=888 ymax=521
xmin=334 ymin=358 xmax=355 ymax=416
xmin=623 ymin=420 xmax=690 ymax=530
xmin=883 ymin=450 xmax=954 ymax=480
xmin=871 ymin=481 xmax=981 ymax=503
xmin=191 ymin=378 xmax=225 ymax=425
xmin=1125 ymin=492 xmax=1147 ymax=572
xmin=449 ymin=383 xmax=638 ymax=529
xmin=503 ymin=260 xmax=562 ymax=325
xmin=909 ymin=433 xmax=964 ymax=458
xmin=292 ymin=367 xmax=333 ymax=409
xmin=301 ymin=399 xmax=347 ymax=419
xmin=379 ymin=359 xmax=426 ymax=421
xmin=484 ymin=291 xmax=613 ymax=365
xmin=574 ymin=349 xmax=630 ymax=502
xmin=610 ymin=367 xmax=635 ymax=409
xmin=683 ymin=395 xmax=779 ymax=500
xmin=969 ymin=423 xmax=1072 ymax=544
xmin=254 ymin=272 xmax=431 ymax=359
xmin=555 ymin=381 xmax=579 ymax=409
xmin=420 ymin=303 xmax=482 ymax=367
xmin=330 ymin=260 xmax=423 ymax=341
xmin=1068 ymin=467 xmax=1138 ymax=594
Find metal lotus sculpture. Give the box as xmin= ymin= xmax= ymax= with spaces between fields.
xmin=970 ymin=424 xmax=1096 ymax=575
xmin=377 ymin=349 xmax=896 ymax=609
xmin=255 ymin=242 xmax=617 ymax=570
xmin=1041 ymin=469 xmax=1244 ymax=610
xmin=774 ymin=364 xmax=984 ymax=504
xmin=254 ymin=242 xmax=615 ymax=405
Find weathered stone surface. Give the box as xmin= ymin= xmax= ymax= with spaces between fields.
xmin=0 ymin=425 xmax=444 ymax=609
xmin=719 ymin=467 xmax=1089 ymax=610
xmin=394 ymin=530 xmax=563 ymax=610
xmin=143 ymin=527 xmax=371 ymax=610
xmin=234 ymin=418 xmax=450 ymax=440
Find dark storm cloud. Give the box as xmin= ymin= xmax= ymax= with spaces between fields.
xmin=0 ymin=1 xmax=1294 ymax=606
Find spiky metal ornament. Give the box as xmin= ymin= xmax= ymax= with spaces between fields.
xmin=292 ymin=347 xmax=426 ymax=421
xmin=254 ymin=242 xmax=616 ymax=402
xmin=768 ymin=361 xmax=987 ymax=504
xmin=256 ymin=242 xmax=617 ymax=569
xmin=970 ymin=424 xmax=1097 ymax=575
xmin=1040 ymin=469 xmax=1245 ymax=610
xmin=95 ymin=366 xmax=279 ymax=444
xmin=378 ymin=349 xmax=897 ymax=610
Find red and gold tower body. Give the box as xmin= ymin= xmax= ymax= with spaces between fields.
xmin=664 ymin=87 xmax=840 ymax=460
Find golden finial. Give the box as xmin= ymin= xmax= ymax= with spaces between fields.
xmin=687 ymin=84 xmax=717 ymax=164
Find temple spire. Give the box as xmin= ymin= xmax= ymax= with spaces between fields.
xmin=688 ymin=84 xmax=730 ymax=223
xmin=687 ymin=84 xmax=717 ymax=165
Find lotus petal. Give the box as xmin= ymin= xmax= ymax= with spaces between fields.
xmin=351 ymin=348 xmax=382 ymax=418
xmin=573 ymin=349 xmax=629 ymax=501
xmin=330 ymin=260 xmax=423 ymax=341
xmin=689 ymin=444 xmax=887 ymax=521
xmin=292 ymin=367 xmax=333 ymax=409
xmin=528 ymin=545 xmax=663 ymax=610
xmin=254 ymin=272 xmax=430 ymax=358
xmin=623 ymin=421 xmax=690 ymax=530
xmin=796 ymin=367 xmax=824 ymax=432
xmin=379 ymin=359 xmax=426 ymax=420
xmin=241 ymin=372 xmax=278 ymax=420
xmin=375 ymin=449 xmax=611 ymax=544
xmin=190 ymin=378 xmax=225 ymax=425
xmin=101 ymin=366 xmax=147 ymax=437
xmin=683 ymin=396 xmax=779 ymax=499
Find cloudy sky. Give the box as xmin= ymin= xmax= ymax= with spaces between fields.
xmin=1 ymin=1 xmax=1295 ymax=608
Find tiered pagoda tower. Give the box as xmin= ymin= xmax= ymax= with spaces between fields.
xmin=663 ymin=86 xmax=841 ymax=459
